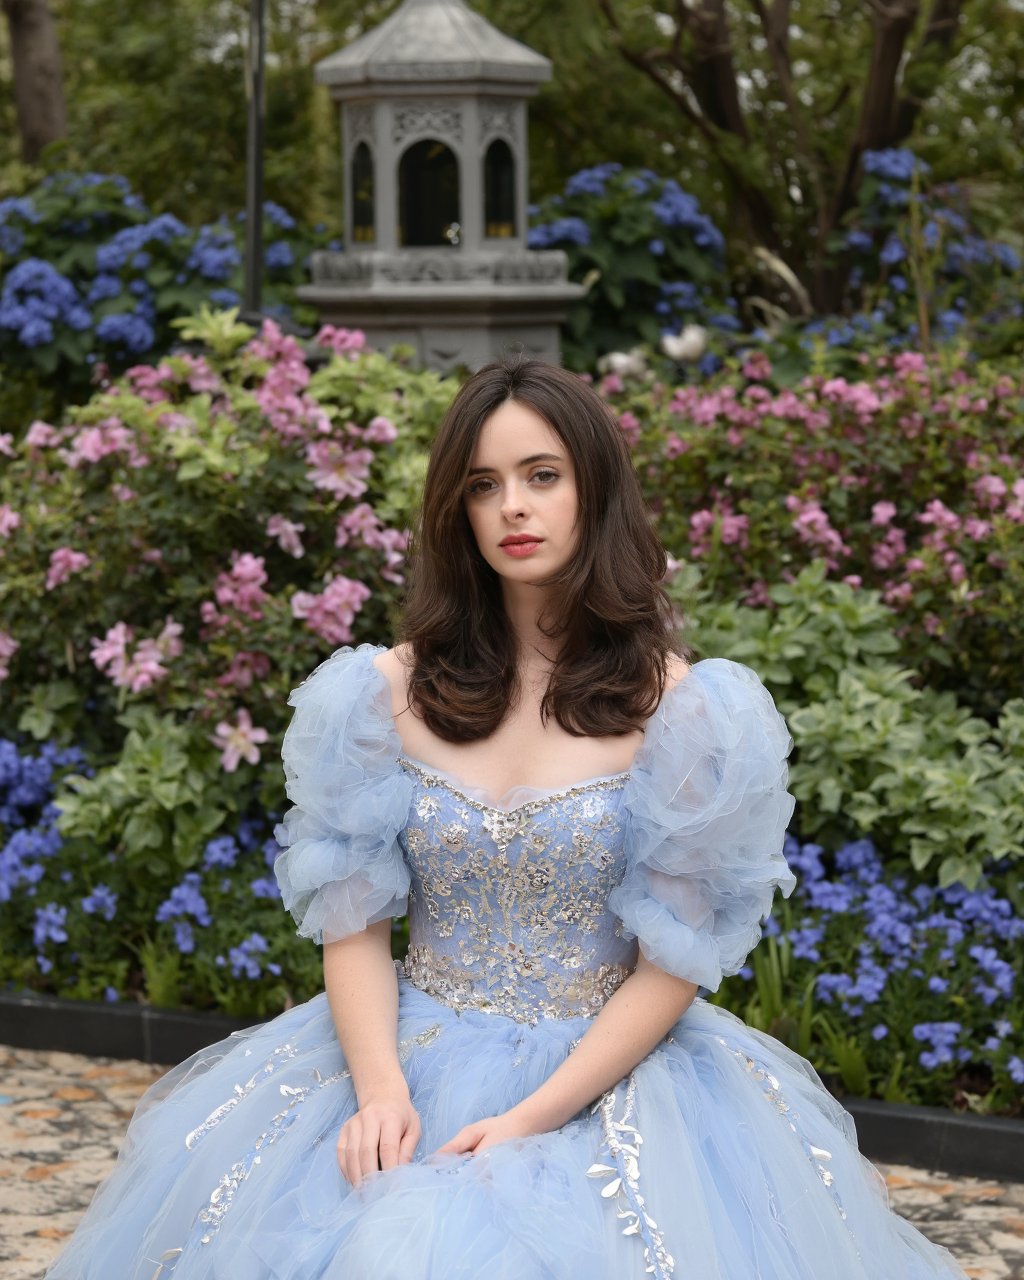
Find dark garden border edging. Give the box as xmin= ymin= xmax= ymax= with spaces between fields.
xmin=3 ymin=988 xmax=1022 ymax=1184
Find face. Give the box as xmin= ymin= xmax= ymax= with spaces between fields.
xmin=463 ymin=400 xmax=579 ymax=585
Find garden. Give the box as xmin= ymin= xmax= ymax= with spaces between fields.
xmin=1 ymin=0 xmax=1022 ymax=1124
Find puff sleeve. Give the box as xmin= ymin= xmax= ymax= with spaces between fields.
xmin=608 ymin=658 xmax=797 ymax=993
xmin=273 ymin=644 xmax=413 ymax=945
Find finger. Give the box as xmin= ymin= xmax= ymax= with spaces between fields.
xmin=358 ymin=1137 xmax=382 ymax=1185
xmin=398 ymin=1115 xmax=421 ymax=1165
xmin=378 ymin=1116 xmax=403 ymax=1172
xmin=437 ymin=1126 xmax=475 ymax=1156
xmin=337 ymin=1121 xmax=356 ymax=1185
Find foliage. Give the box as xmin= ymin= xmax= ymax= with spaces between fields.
xmin=3 ymin=731 xmax=1020 ymax=1112
xmin=598 ymin=345 xmax=1024 ymax=718
xmin=713 ymin=835 xmax=1023 ymax=1116
xmin=0 ymin=171 xmax=337 ymax=428
xmin=0 ymin=316 xmax=448 ymax=771
xmin=527 ymin=163 xmax=733 ymax=371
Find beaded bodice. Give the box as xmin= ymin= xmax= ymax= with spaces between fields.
xmin=397 ymin=758 xmax=639 ymax=1025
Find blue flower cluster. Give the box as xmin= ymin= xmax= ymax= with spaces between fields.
xmin=217 ymin=932 xmax=282 ymax=980
xmin=564 ymin=163 xmax=623 ymax=198
xmin=1 ymin=740 xmax=86 ymax=911
xmin=0 ymin=197 xmax=41 ymax=257
xmin=769 ymin=835 xmax=1023 ymax=1077
xmin=0 ymin=258 xmax=91 ymax=347
xmin=527 ymin=217 xmax=592 ymax=249
xmin=156 ymin=872 xmax=212 ymax=955
xmin=186 ymin=223 xmax=242 ymax=282
xmin=651 ymin=180 xmax=725 ymax=258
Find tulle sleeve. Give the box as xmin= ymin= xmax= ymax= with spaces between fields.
xmin=609 ymin=658 xmax=797 ymax=993
xmin=273 ymin=644 xmax=413 ymax=945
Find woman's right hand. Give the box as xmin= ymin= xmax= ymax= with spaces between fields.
xmin=337 ymin=1089 xmax=421 ymax=1188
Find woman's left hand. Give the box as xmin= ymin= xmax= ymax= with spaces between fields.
xmin=435 ymin=1107 xmax=541 ymax=1158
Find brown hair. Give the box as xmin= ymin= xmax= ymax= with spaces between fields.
xmin=397 ymin=352 xmax=687 ymax=740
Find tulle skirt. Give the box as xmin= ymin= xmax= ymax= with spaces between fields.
xmin=46 ymin=974 xmax=968 ymax=1279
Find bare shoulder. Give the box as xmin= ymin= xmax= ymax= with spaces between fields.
xmin=372 ymin=643 xmax=414 ymax=707
xmin=664 ymin=652 xmax=692 ymax=693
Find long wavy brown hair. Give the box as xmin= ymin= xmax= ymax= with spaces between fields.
xmin=397 ymin=352 xmax=688 ymax=740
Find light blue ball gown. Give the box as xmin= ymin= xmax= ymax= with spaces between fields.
xmin=46 ymin=643 xmax=968 ymax=1279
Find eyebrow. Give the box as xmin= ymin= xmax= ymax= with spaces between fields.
xmin=466 ymin=453 xmax=563 ymax=477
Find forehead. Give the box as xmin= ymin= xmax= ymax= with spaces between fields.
xmin=471 ymin=399 xmax=565 ymax=464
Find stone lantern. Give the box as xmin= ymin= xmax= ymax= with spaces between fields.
xmin=298 ymin=0 xmax=584 ymax=372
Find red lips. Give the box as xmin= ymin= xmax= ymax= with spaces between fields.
xmin=499 ymin=534 xmax=543 ymax=546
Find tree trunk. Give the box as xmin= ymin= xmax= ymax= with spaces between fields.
xmin=2 ymin=0 xmax=67 ymax=163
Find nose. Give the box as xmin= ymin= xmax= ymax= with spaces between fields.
xmin=500 ymin=478 xmax=529 ymax=522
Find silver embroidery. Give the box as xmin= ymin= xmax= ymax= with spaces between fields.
xmin=716 ymin=1036 xmax=850 ymax=1222
xmin=162 ymin=1026 xmax=446 ymax=1264
xmin=185 ymin=1042 xmax=298 ymax=1151
xmin=397 ymin=760 xmax=636 ymax=1024
xmin=588 ymin=1073 xmax=675 ymax=1278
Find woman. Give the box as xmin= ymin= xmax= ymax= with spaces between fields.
xmin=47 ymin=354 xmax=967 ymax=1279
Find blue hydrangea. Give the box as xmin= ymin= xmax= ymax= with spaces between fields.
xmin=862 ymin=148 xmax=930 ymax=183
xmin=186 ymin=224 xmax=242 ymax=282
xmin=265 ymin=240 xmax=295 ymax=270
xmin=880 ymin=235 xmax=906 ymax=266
xmin=564 ymin=163 xmax=622 ymax=198
xmin=250 ymin=876 xmax=281 ymax=900
xmin=527 ymin=217 xmax=591 ymax=250
xmin=173 ymin=920 xmax=195 ymax=954
xmin=209 ymin=287 xmax=241 ymax=308
xmin=0 ymin=195 xmax=41 ymax=256
xmin=95 ymin=214 xmax=189 ymax=272
xmin=86 ymin=274 xmax=123 ymax=305
xmin=845 ymin=229 xmax=873 ymax=254
xmin=95 ymin=311 xmax=156 ymax=353
xmin=264 ymin=200 xmax=297 ymax=231
xmin=0 ymin=258 xmax=91 ymax=346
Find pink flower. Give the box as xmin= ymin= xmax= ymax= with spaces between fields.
xmin=216 ymin=651 xmax=272 ymax=690
xmin=599 ymin=374 xmax=624 ymax=396
xmin=742 ymin=580 xmax=773 ymax=607
xmin=25 ymin=420 xmax=60 ymax=448
xmin=305 ymin=441 xmax=374 ymax=499
xmin=0 ymin=504 xmax=21 ymax=537
xmin=871 ymin=501 xmax=897 ymax=526
xmin=0 ymin=629 xmax=19 ymax=681
xmin=291 ymin=575 xmax=371 ymax=645
xmin=335 ymin=502 xmax=381 ymax=549
xmin=664 ymin=434 xmax=689 ymax=460
xmin=210 ymin=708 xmax=269 ymax=772
xmin=905 ymin=557 xmax=927 ymax=573
xmin=842 ymin=574 xmax=862 ymax=589
xmin=314 ymin=325 xmax=367 ymax=356
xmin=917 ymin=499 xmax=961 ymax=532
xmin=784 ymin=496 xmax=850 ymax=568
xmin=617 ymin=411 xmax=641 ymax=447
xmin=963 ymin=517 xmax=991 ymax=540
xmin=923 ymin=614 xmax=942 ymax=635
xmin=90 ymin=617 xmax=181 ymax=692
xmin=870 ymin=526 xmax=906 ymax=570
xmin=206 ymin=552 xmax=270 ymax=622
xmin=45 ymin=547 xmax=91 ymax=591
xmin=742 ymin=352 xmax=773 ymax=382
xmin=364 ymin=415 xmax=398 ymax=444
xmin=266 ymin=514 xmax=306 ymax=558
xmin=0 ymin=432 xmax=15 ymax=458
xmin=972 ymin=474 xmax=1007 ymax=508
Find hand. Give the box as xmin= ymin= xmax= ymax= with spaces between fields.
xmin=434 ymin=1107 xmax=542 ymax=1159
xmin=337 ymin=1090 xmax=420 ymax=1188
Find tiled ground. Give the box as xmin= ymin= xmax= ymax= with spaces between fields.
xmin=2 ymin=1042 xmax=1021 ymax=1279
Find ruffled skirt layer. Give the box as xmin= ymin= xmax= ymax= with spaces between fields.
xmin=46 ymin=978 xmax=967 ymax=1279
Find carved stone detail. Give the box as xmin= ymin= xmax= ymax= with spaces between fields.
xmin=346 ymin=104 xmax=375 ymax=145
xmin=311 ymin=250 xmax=569 ymax=287
xmin=392 ymin=101 xmax=463 ymax=146
xmin=480 ymin=100 xmax=518 ymax=143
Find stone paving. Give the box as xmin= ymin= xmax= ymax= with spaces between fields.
xmin=1 ymin=1042 xmax=1021 ymax=1279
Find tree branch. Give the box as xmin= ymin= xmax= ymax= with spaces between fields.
xmin=892 ymin=0 xmax=963 ymax=138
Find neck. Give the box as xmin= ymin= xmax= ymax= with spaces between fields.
xmin=500 ymin=579 xmax=562 ymax=669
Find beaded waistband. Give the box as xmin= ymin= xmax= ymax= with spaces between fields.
xmin=401 ymin=943 xmax=632 ymax=1026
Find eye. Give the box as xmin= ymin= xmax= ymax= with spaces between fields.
xmin=465 ymin=477 xmax=496 ymax=496
xmin=531 ymin=469 xmax=558 ymax=484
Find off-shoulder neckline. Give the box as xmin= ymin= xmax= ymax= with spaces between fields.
xmin=349 ymin=643 xmax=718 ymax=808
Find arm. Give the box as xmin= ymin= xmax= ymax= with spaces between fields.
xmin=326 ymin=919 xmax=421 ymax=1186
xmin=436 ymin=953 xmax=698 ymax=1155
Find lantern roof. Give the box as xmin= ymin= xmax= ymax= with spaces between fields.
xmin=315 ymin=0 xmax=551 ymax=89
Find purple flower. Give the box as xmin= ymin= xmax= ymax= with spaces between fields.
xmin=250 ymin=876 xmax=281 ymax=900
xmin=81 ymin=884 xmax=117 ymax=921
xmin=173 ymin=920 xmax=195 ymax=954
xmin=871 ymin=1025 xmax=889 ymax=1040
xmin=33 ymin=902 xmax=68 ymax=947
xmin=155 ymin=872 xmax=211 ymax=927
xmin=1009 ymin=1057 xmax=1024 ymax=1085
xmin=203 ymin=835 xmax=239 ymax=870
